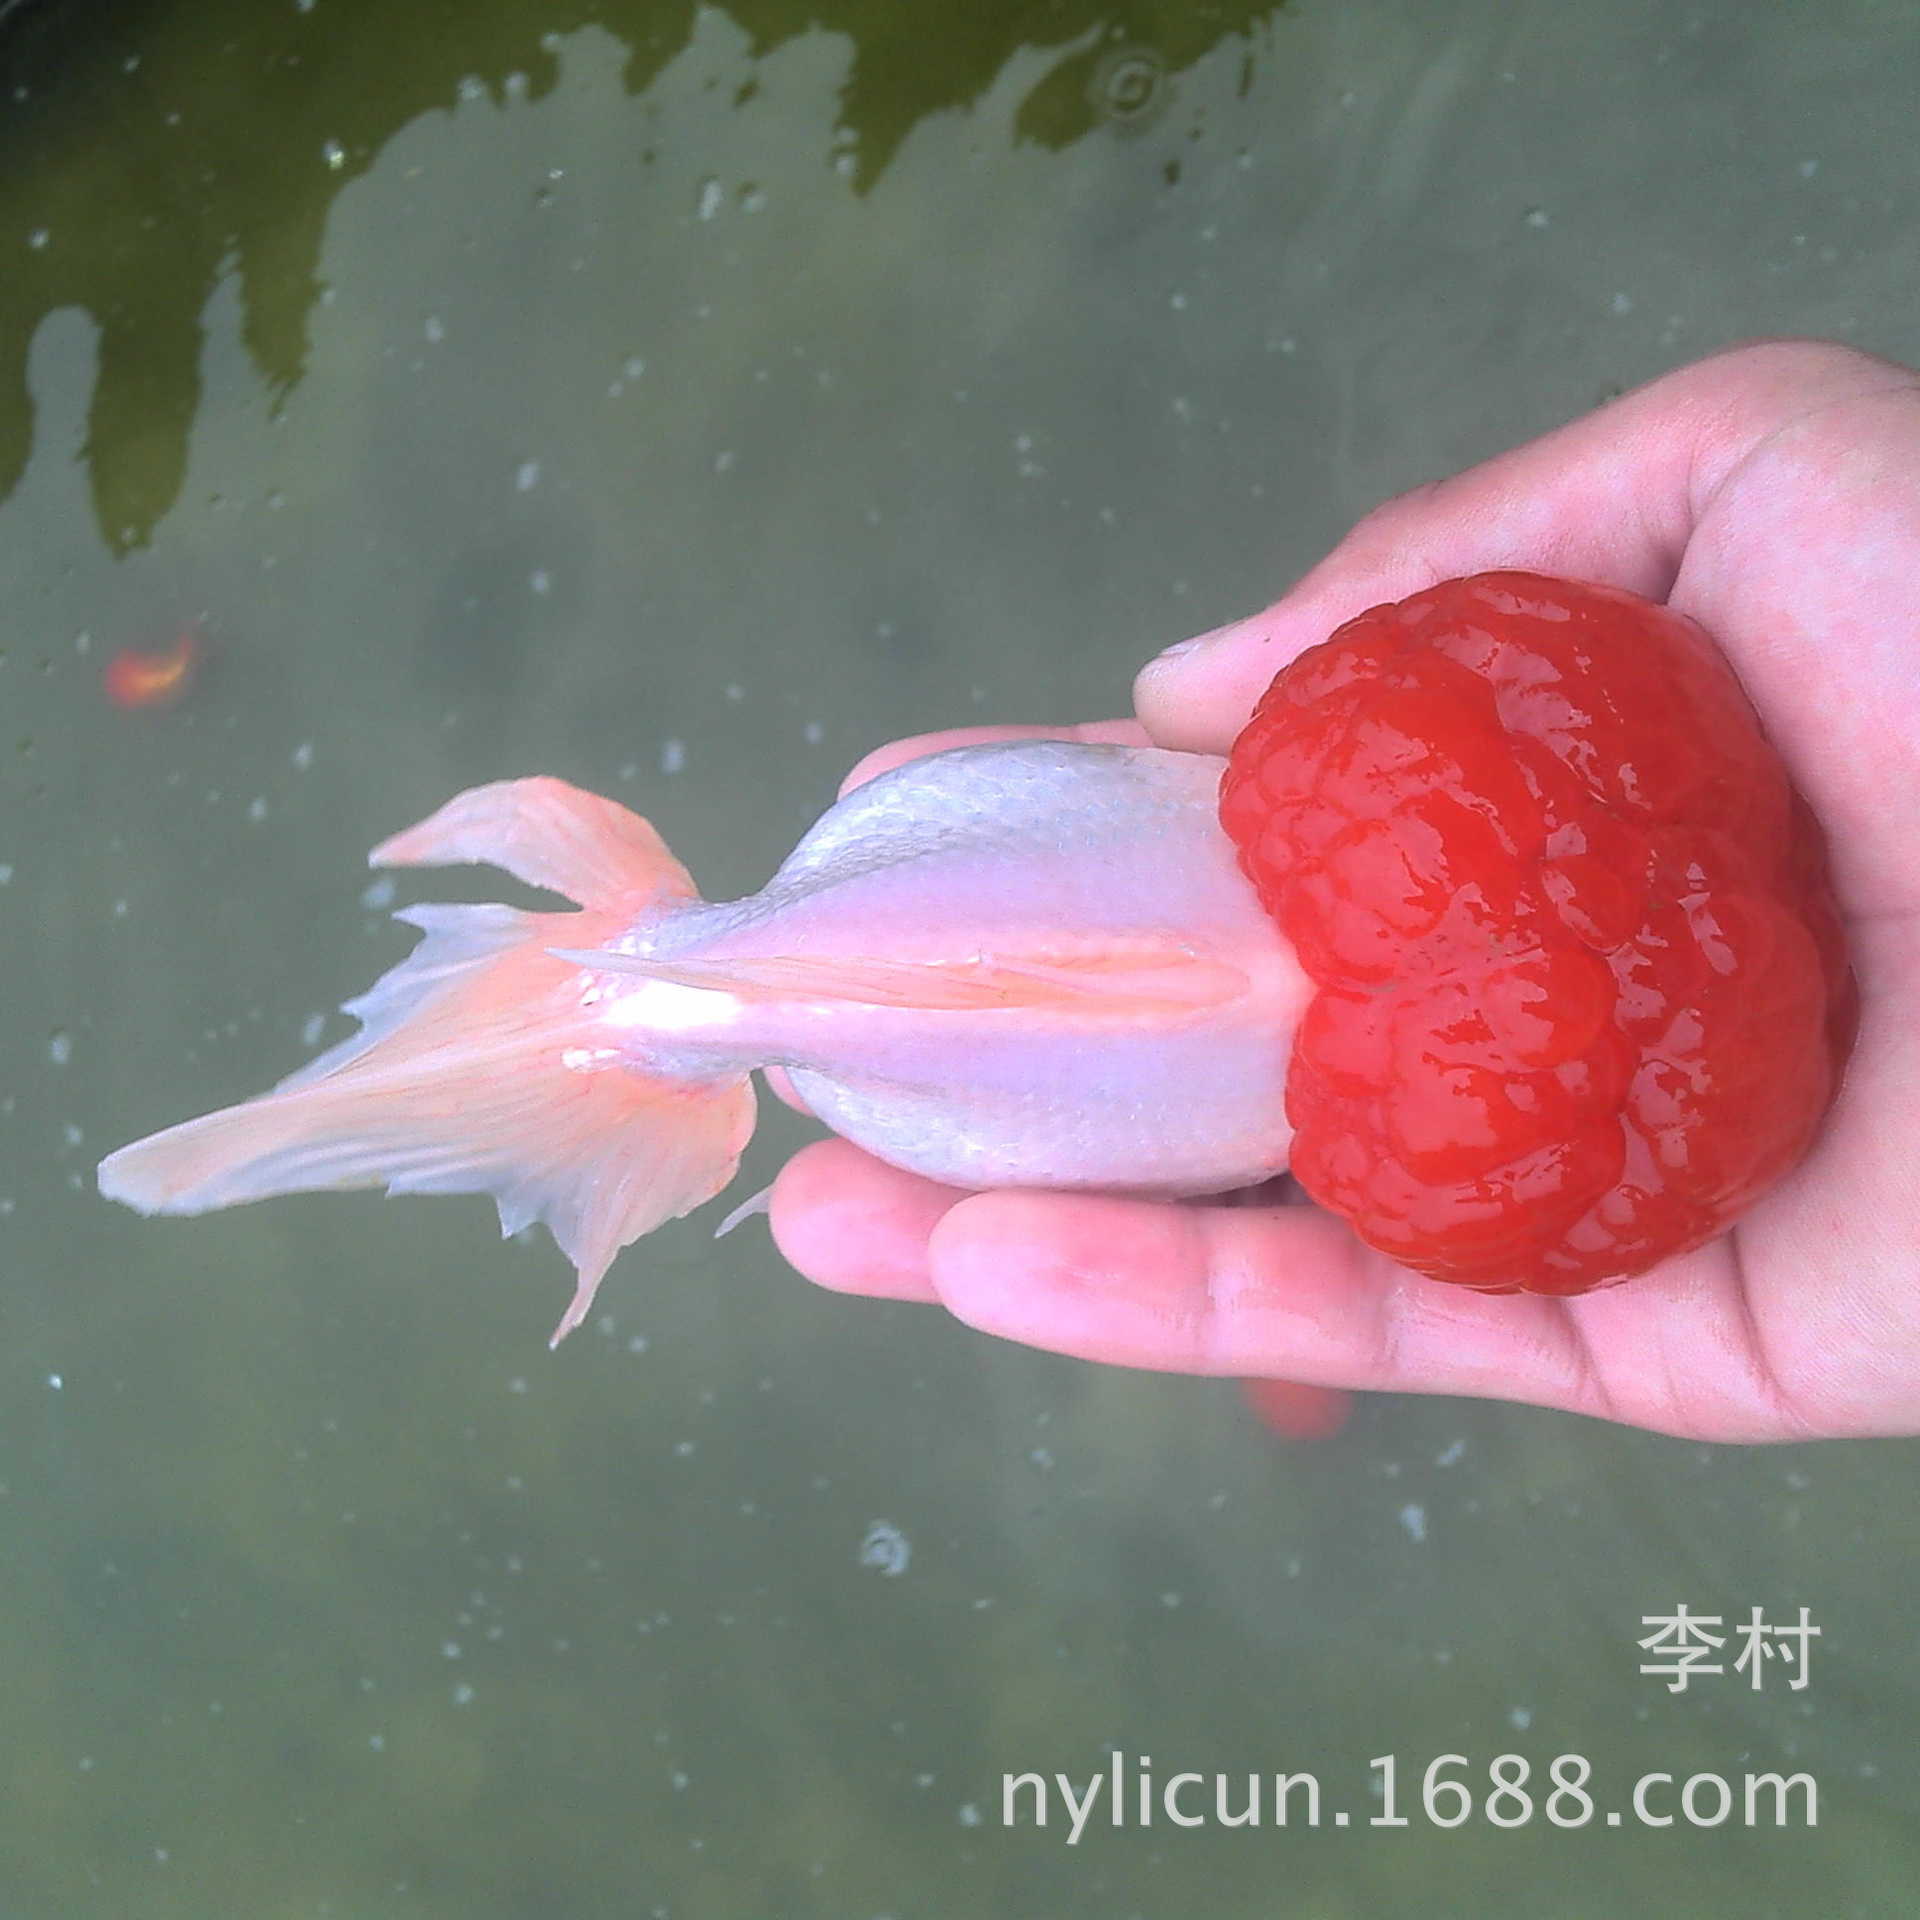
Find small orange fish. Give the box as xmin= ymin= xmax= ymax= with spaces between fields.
xmin=1239 ymin=1378 xmax=1353 ymax=1441
xmin=103 ymin=629 xmax=199 ymax=709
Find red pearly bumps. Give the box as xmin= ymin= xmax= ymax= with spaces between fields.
xmin=1218 ymin=571 xmax=1855 ymax=1294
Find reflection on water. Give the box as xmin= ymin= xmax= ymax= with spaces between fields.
xmin=0 ymin=0 xmax=1276 ymax=554
xmin=3 ymin=1 xmax=1918 ymax=1914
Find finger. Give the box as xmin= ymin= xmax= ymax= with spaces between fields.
xmin=768 ymin=1137 xmax=965 ymax=1302
xmin=839 ymin=719 xmax=1149 ymax=796
xmin=921 ymin=1190 xmax=1643 ymax=1420
xmin=1137 ymin=338 xmax=1920 ymax=752
xmin=764 ymin=1066 xmax=812 ymax=1117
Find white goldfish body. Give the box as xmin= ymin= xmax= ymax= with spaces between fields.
xmin=98 ymin=743 xmax=1310 ymax=1343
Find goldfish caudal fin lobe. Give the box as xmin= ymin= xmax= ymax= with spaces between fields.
xmin=98 ymin=777 xmax=753 ymax=1346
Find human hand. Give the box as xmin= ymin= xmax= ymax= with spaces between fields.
xmin=770 ymin=340 xmax=1920 ymax=1442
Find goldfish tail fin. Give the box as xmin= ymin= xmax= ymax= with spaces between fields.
xmin=99 ymin=778 xmax=753 ymax=1345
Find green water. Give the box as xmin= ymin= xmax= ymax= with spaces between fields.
xmin=3 ymin=0 xmax=1917 ymax=1913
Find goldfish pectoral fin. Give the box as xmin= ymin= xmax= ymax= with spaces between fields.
xmin=368 ymin=776 xmax=700 ymax=914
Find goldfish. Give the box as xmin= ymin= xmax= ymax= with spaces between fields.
xmin=99 ymin=745 xmax=1310 ymax=1344
xmin=103 ymin=628 xmax=200 ymax=709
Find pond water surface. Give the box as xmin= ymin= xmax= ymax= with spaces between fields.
xmin=3 ymin=1 xmax=1917 ymax=1914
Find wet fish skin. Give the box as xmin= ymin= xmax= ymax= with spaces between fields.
xmin=98 ymin=741 xmax=1309 ymax=1341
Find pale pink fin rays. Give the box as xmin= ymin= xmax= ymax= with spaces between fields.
xmin=97 ymin=779 xmax=755 ymax=1347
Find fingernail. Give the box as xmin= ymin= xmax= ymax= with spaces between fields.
xmin=1135 ymin=616 xmax=1255 ymax=710
xmin=1148 ymin=615 xmax=1250 ymax=668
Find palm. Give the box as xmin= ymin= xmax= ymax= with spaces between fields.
xmin=770 ymin=342 xmax=1920 ymax=1441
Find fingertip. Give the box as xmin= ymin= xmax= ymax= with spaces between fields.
xmin=838 ymin=721 xmax=1148 ymax=796
xmin=764 ymin=1066 xmax=812 ymax=1116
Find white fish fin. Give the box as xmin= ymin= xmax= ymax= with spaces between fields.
xmin=712 ymin=1182 xmax=774 ymax=1239
xmin=101 ymin=789 xmax=750 ymax=1347
xmin=369 ymin=775 xmax=698 ymax=914
xmin=550 ymin=945 xmax=1246 ymax=1014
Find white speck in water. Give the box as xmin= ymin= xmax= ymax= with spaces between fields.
xmin=322 ymin=138 xmax=346 ymax=170
xmin=714 ymin=449 xmax=734 ymax=473
xmin=1610 ymin=291 xmax=1634 ymax=315
xmin=452 ymin=1682 xmax=475 ymax=1706
xmin=27 ymin=227 xmax=49 ymax=250
xmin=1028 ymin=1447 xmax=1054 ymax=1471
xmin=696 ymin=177 xmax=725 ymax=221
xmin=1798 ymin=157 xmax=1820 ymax=178
xmin=368 ymin=1734 xmax=385 ymax=1752
xmin=724 ymin=681 xmax=744 ymax=702
xmin=1523 ymin=206 xmax=1550 ymax=228
xmin=360 ymin=875 xmax=396 ymax=911
xmin=957 ymin=1802 xmax=981 ymax=1828
xmin=62 ymin=1122 xmax=83 ymax=1148
xmin=529 ymin=569 xmax=551 ymax=596
xmin=515 ymin=459 xmax=541 ymax=492
xmin=48 ymin=1032 xmax=71 ymax=1066
xmin=1170 ymin=289 xmax=1188 ymax=310
xmin=859 ymin=1521 xmax=911 ymax=1577
xmin=740 ymin=185 xmax=766 ymax=213
xmin=616 ymin=760 xmax=639 ymax=781
xmin=507 ymin=1377 xmax=528 ymax=1395
xmin=803 ymin=720 xmax=823 ymax=745
xmin=1159 ymin=1590 xmax=1183 ymax=1609
xmin=1434 ymin=1437 xmax=1467 ymax=1467
xmin=47 ymin=1372 xmax=62 ymax=1391
xmin=1399 ymin=1503 xmax=1428 ymax=1544
xmin=0 ymin=864 xmax=13 ymax=886
xmin=112 ymin=898 xmax=128 ymax=918
xmin=301 ymin=1012 xmax=327 ymax=1048
xmin=292 ymin=741 xmax=314 ymax=770
xmin=660 ymin=738 xmax=685 ymax=775
xmin=247 ymin=796 xmax=268 ymax=823
xmin=457 ymin=74 xmax=485 ymax=103
xmin=442 ymin=1640 xmax=462 ymax=1659
xmin=627 ymin=1334 xmax=649 ymax=1354
xmin=423 ymin=314 xmax=445 ymax=343
xmin=296 ymin=0 xmax=314 ymax=12
xmin=623 ymin=355 xmax=645 ymax=380
xmin=1508 ymin=1705 xmax=1533 ymax=1730
xmin=833 ymin=151 xmax=857 ymax=178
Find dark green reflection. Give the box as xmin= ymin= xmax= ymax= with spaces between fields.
xmin=0 ymin=0 xmax=1279 ymax=553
